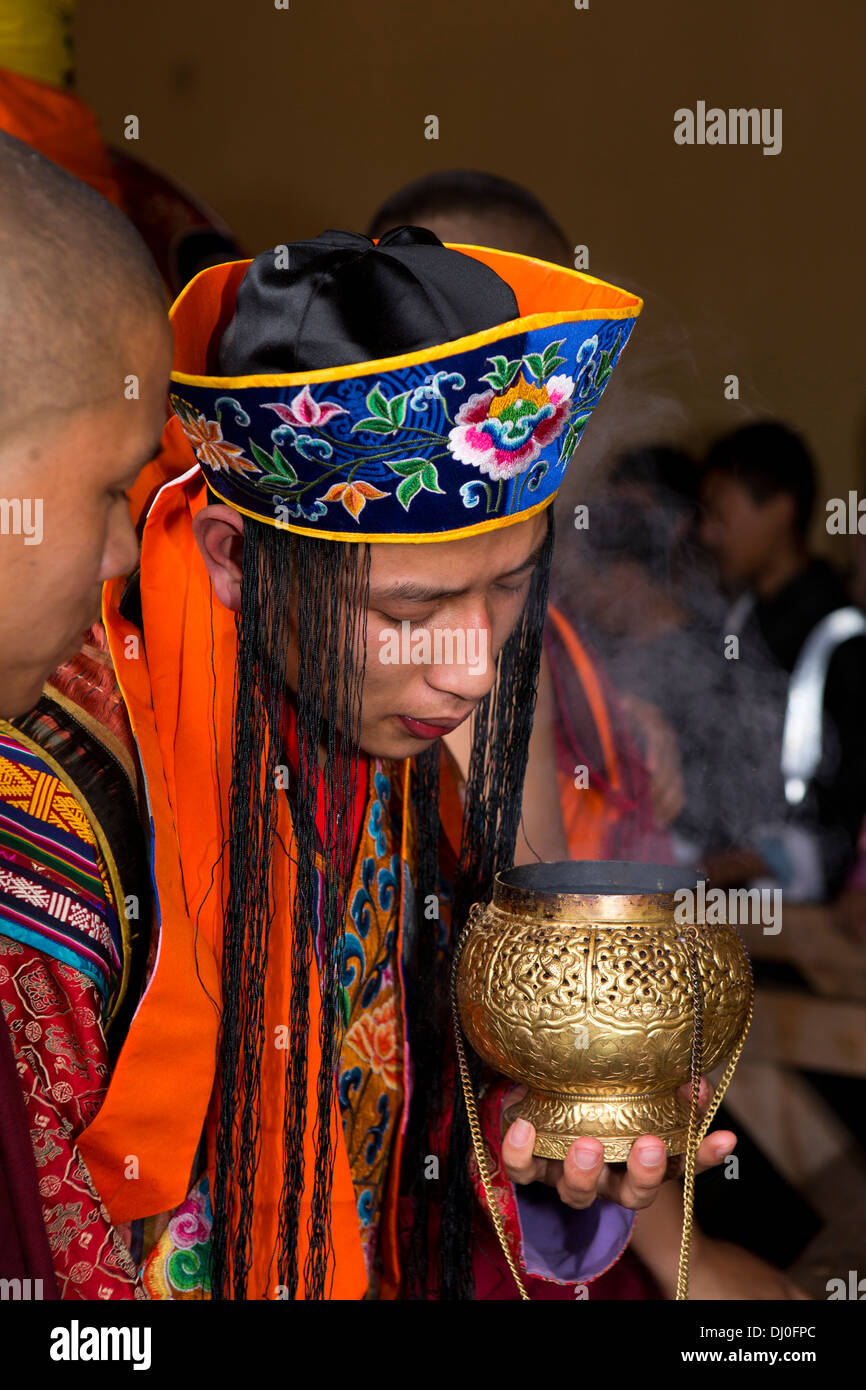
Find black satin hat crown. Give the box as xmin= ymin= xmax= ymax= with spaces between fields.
xmin=216 ymin=225 xmax=520 ymax=375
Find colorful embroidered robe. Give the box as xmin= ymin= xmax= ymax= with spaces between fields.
xmin=73 ymin=442 xmax=644 ymax=1299
xmin=0 ymin=628 xmax=153 ymax=1299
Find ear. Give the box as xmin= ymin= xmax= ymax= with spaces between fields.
xmin=192 ymin=504 xmax=245 ymax=612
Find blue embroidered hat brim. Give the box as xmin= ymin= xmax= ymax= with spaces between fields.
xmin=168 ymin=243 xmax=642 ymax=543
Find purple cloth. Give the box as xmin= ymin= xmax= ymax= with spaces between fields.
xmin=515 ymin=1183 xmax=635 ymax=1283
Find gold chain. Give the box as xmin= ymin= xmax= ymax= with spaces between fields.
xmin=451 ymin=910 xmax=530 ymax=1300
xmin=452 ymin=910 xmax=754 ymax=1304
xmin=675 ymin=927 xmax=755 ymax=1300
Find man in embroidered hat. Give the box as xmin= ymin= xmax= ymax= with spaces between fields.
xmin=78 ymin=227 xmax=733 ymax=1300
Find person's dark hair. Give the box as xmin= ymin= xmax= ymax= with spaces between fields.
xmin=581 ymin=444 xmax=699 ymax=586
xmin=610 ymin=443 xmax=701 ymax=517
xmin=205 ymin=226 xmax=555 ymax=1300
xmin=703 ymin=421 xmax=817 ymax=537
xmin=366 ymin=169 xmax=570 ymax=264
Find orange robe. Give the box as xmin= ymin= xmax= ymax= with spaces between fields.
xmin=78 ymin=421 xmax=368 ymax=1297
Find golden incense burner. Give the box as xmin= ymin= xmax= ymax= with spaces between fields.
xmin=455 ymin=860 xmax=753 ymax=1162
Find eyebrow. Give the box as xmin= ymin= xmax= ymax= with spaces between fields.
xmin=370 ymin=535 xmax=548 ymax=604
xmin=119 ymin=436 xmax=164 ymax=486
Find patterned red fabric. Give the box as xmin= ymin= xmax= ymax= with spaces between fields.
xmin=46 ymin=623 xmax=147 ymax=783
xmin=0 ymin=934 xmax=144 ymax=1299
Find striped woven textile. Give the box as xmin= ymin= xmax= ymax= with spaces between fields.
xmin=0 ymin=730 xmax=123 ymax=1017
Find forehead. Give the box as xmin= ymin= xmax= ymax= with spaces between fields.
xmin=367 ymin=509 xmax=548 ymax=592
xmin=702 ymin=471 xmax=756 ymax=512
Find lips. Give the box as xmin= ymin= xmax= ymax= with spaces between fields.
xmin=397 ymin=713 xmax=469 ymax=740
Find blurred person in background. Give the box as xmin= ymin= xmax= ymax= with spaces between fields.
xmin=700 ymin=420 xmax=866 ymax=901
xmin=565 ymin=443 xmax=756 ymax=871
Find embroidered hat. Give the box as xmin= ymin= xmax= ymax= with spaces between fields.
xmin=168 ymin=226 xmax=642 ymax=542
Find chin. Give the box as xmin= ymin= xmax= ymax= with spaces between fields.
xmin=360 ymin=727 xmax=437 ymax=761
xmin=1 ymin=681 xmax=44 ymax=721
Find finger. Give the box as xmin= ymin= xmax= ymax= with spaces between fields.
xmin=661 ymin=1128 xmax=737 ymax=1180
xmin=555 ymin=1138 xmax=606 ymax=1210
xmin=598 ymin=1136 xmax=670 ymax=1208
xmin=500 ymin=1083 xmax=528 ymax=1122
xmin=677 ymin=1076 xmax=714 ymax=1114
xmin=695 ymin=1129 xmax=737 ymax=1175
xmin=501 ymin=1117 xmax=546 ymax=1186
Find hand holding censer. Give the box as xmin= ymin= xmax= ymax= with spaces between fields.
xmin=452 ymin=860 xmax=754 ymax=1300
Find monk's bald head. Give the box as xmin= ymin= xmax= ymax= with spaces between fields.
xmin=0 ymin=131 xmax=173 ymax=718
xmin=0 ymin=130 xmax=167 ymax=440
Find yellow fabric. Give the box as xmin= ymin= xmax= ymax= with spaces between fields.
xmin=0 ymin=0 xmax=76 ymax=89
xmin=0 ymin=717 xmax=132 ymax=1023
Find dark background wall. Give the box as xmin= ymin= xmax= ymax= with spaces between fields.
xmin=75 ymin=0 xmax=865 ymax=541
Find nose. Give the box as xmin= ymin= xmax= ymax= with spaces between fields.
xmin=100 ymin=506 xmax=141 ymax=585
xmin=423 ymin=610 xmax=496 ymax=702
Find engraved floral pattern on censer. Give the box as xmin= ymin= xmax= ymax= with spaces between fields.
xmin=457 ymin=891 xmax=752 ymax=1159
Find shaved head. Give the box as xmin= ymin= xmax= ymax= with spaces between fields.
xmin=0 ymin=130 xmax=166 ymax=439
xmin=0 ymin=130 xmax=172 ymax=717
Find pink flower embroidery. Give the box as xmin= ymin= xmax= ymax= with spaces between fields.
xmin=448 ymin=372 xmax=574 ymax=480
xmin=263 ymin=387 xmax=348 ymax=429
xmin=167 ymin=1190 xmax=211 ymax=1250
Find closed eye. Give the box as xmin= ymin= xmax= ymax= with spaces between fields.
xmin=493 ymin=571 xmax=534 ymax=595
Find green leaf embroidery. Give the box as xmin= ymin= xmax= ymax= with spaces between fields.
xmin=249 ymin=439 xmax=273 ymax=472
xmin=479 ymin=355 xmax=523 ymax=391
xmin=366 ymin=384 xmax=392 ymax=420
xmin=272 ymin=446 xmax=297 ymax=483
xmin=396 ymin=473 xmax=423 ymax=509
xmin=540 ymin=339 xmax=567 ymax=375
xmin=543 ymin=354 xmax=567 ymax=375
xmin=353 ymin=385 xmax=411 ymax=434
xmin=351 ymin=416 xmax=398 ymax=435
xmin=387 ymin=457 xmax=428 ymax=477
xmin=389 ymin=391 xmax=410 ymax=427
xmin=594 ymin=350 xmax=612 ymax=387
xmin=249 ymin=441 xmax=297 ymax=484
xmin=389 ymin=457 xmax=444 ymax=508
xmin=420 ymin=463 xmax=444 ymax=493
xmin=559 ymin=412 xmax=591 ymax=466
